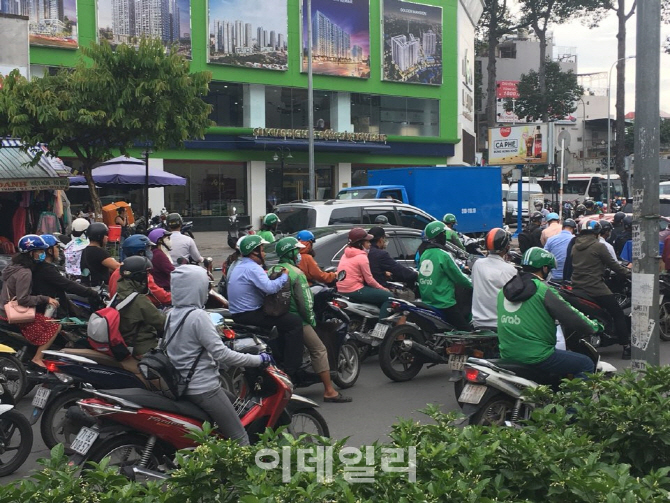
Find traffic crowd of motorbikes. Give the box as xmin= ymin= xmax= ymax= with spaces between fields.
xmin=0 ymin=200 xmax=661 ymax=480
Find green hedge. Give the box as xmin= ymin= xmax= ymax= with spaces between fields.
xmin=4 ymin=369 xmax=670 ymax=502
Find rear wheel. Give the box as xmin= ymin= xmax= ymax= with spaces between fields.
xmin=379 ymin=325 xmax=425 ymax=382
xmin=83 ymin=433 xmax=167 ymax=472
xmin=470 ymin=395 xmax=516 ymax=426
xmin=660 ymin=303 xmax=670 ymax=342
xmin=332 ymin=343 xmax=359 ymax=389
xmin=288 ymin=408 xmax=330 ymax=442
xmin=41 ymin=389 xmax=90 ymax=451
xmin=0 ymin=409 xmax=33 ymax=477
xmin=0 ymin=354 xmax=27 ymax=401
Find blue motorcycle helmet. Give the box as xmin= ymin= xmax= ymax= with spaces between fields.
xmin=296 ymin=230 xmax=315 ymax=243
xmin=122 ymin=234 xmax=155 ymax=259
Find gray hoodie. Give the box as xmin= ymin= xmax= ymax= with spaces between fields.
xmin=166 ymin=265 xmax=262 ymax=395
xmin=0 ymin=264 xmax=49 ymax=317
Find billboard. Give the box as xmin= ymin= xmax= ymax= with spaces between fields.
xmin=208 ymin=0 xmax=288 ymax=71
xmin=97 ymin=0 xmax=192 ymax=58
xmin=381 ymin=0 xmax=442 ymax=85
xmin=495 ymin=80 xmax=519 ymax=99
xmin=2 ymin=0 xmax=81 ymax=49
xmin=488 ymin=125 xmax=548 ymax=165
xmin=301 ymin=0 xmax=370 ymax=78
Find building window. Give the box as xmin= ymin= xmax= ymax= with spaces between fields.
xmin=265 ymin=86 xmax=332 ymax=129
xmin=266 ymin=163 xmax=333 ymax=208
xmin=203 ymin=82 xmax=244 ymax=127
xmin=351 ymin=93 xmax=439 ymax=136
xmin=498 ymin=43 xmax=517 ymax=59
xmin=163 ymin=161 xmax=247 ymax=217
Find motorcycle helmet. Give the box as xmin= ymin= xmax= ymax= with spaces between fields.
xmin=71 ymin=218 xmax=90 ymax=236
xmin=613 ymin=212 xmax=626 ymax=225
xmin=575 ymin=204 xmax=587 ymax=214
xmin=424 ymin=221 xmax=448 ymax=240
xmin=263 ymin=213 xmax=281 ymax=226
xmin=147 ymin=228 xmax=171 ymax=247
xmin=529 ymin=211 xmax=543 ymax=222
xmin=296 ymin=230 xmax=316 ymax=243
xmin=600 ymin=220 xmax=613 ymax=234
xmin=521 ymin=247 xmax=557 ymax=270
xmin=348 ymin=227 xmax=373 ymax=245
xmin=623 ymin=215 xmax=633 ymax=228
xmin=18 ymin=234 xmax=49 ymax=253
xmin=546 ymin=212 xmax=560 ymax=223
xmin=120 ymin=256 xmax=152 ymax=284
xmin=442 ymin=213 xmax=457 ymax=225
xmin=374 ymin=215 xmax=389 ymax=225
xmin=563 ymin=218 xmax=577 ymax=229
xmin=239 ymin=235 xmax=269 ymax=256
xmin=584 ymin=199 xmax=595 ymax=210
xmin=166 ymin=212 xmax=183 ymax=229
xmin=276 ymin=237 xmax=305 ymax=260
xmin=579 ymin=219 xmax=602 ymax=235
xmin=122 ymin=234 xmax=155 ymax=258
xmin=41 ymin=234 xmax=62 ymax=249
xmin=595 ymin=201 xmax=604 ymax=208
xmin=86 ymin=223 xmax=109 ymax=243
xmin=534 ymin=201 xmax=544 ymax=209
xmin=485 ymin=228 xmax=510 ymax=252
xmin=235 ymin=236 xmax=245 ymax=251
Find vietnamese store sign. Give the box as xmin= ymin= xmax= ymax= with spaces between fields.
xmin=253 ymin=128 xmax=387 ymax=143
xmin=488 ymin=125 xmax=548 ymax=165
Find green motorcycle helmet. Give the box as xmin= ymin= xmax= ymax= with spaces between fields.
xmin=442 ymin=213 xmax=457 ymax=225
xmin=521 ymin=247 xmax=557 ymax=270
xmin=424 ymin=221 xmax=448 ymax=240
xmin=239 ymin=235 xmax=269 ymax=256
xmin=263 ymin=213 xmax=281 ymax=226
xmin=276 ymin=236 xmax=305 ymax=260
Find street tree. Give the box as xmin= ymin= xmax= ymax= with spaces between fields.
xmin=0 ymin=38 xmax=213 ymax=218
xmin=513 ymin=60 xmax=584 ymax=122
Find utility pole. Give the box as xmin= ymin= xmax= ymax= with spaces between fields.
xmin=307 ymin=0 xmax=315 ymax=200
xmin=630 ymin=0 xmax=661 ymax=368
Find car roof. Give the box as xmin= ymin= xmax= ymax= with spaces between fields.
xmin=338 ymin=185 xmax=404 ymax=191
xmin=276 ymin=199 xmax=414 ymax=209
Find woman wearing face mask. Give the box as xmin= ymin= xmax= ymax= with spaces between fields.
xmin=147 ymin=228 xmax=175 ymax=291
xmin=336 ymin=227 xmax=392 ymax=319
xmin=0 ymin=235 xmax=61 ymax=367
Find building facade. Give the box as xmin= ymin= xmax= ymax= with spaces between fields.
xmin=23 ymin=0 xmax=483 ymax=229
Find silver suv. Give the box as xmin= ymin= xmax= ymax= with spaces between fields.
xmin=274 ymin=200 xmax=435 ymax=234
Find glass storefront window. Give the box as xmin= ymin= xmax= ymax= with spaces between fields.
xmin=266 ymin=163 xmax=333 ymax=209
xmin=164 ymin=161 xmax=247 ymax=217
xmin=265 ymin=87 xmax=332 ymax=130
xmin=203 ymin=82 xmax=244 ymax=127
xmin=351 ymin=93 xmax=439 ymax=136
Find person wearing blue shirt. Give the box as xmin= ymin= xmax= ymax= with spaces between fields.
xmin=543 ymin=219 xmax=577 ymax=281
xmin=228 ymin=235 xmax=305 ymax=379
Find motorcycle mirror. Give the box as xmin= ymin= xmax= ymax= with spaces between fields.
xmin=337 ymin=270 xmax=346 ymax=282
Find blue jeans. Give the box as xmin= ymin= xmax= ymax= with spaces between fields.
xmin=530 ymin=349 xmax=595 ymax=380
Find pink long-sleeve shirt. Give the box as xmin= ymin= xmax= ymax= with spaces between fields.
xmin=336 ymin=247 xmax=386 ymax=293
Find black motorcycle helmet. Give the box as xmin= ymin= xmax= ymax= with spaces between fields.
xmin=563 ymin=218 xmax=577 ymax=229
xmin=575 ymin=204 xmax=587 ymax=214
xmin=584 ymin=199 xmax=595 ymax=209
xmin=600 ymin=220 xmax=613 ymax=234
xmin=120 ymin=256 xmax=152 ymax=284
xmin=87 ymin=222 xmax=109 ymax=243
xmin=623 ymin=215 xmax=633 ymax=229
xmin=613 ymin=212 xmax=626 ymax=225
xmin=167 ymin=212 xmax=183 ymax=229
xmin=529 ymin=211 xmax=543 ymax=223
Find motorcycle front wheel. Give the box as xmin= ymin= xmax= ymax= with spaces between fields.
xmin=379 ymin=325 xmax=425 ymax=382
xmin=470 ymin=395 xmax=515 ymax=426
xmin=288 ymin=408 xmax=330 ymax=442
xmin=333 ymin=342 xmax=360 ymax=389
xmin=660 ymin=302 xmax=670 ymax=342
xmin=0 ymin=409 xmax=33 ymax=477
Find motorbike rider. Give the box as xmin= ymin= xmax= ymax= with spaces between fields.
xmin=296 ymin=230 xmax=337 ymax=286
xmin=540 ymin=213 xmax=562 ymax=246
xmin=608 ymin=212 xmax=627 ymax=246
xmin=367 ymin=227 xmax=418 ymax=288
xmin=114 ymin=207 xmax=130 ymax=241
xmin=167 ymin=212 xmax=203 ymax=265
xmin=257 ymin=213 xmax=280 ymax=244
xmin=595 ymin=201 xmax=604 ymax=214
xmin=108 ymin=235 xmax=171 ymax=306
xmin=614 ymin=216 xmax=633 ymax=258
xmin=571 ymin=219 xmax=632 ymax=359
xmin=574 ymin=203 xmax=587 ymax=219
xmin=518 ymin=211 xmax=544 ymax=253
xmin=147 ymin=228 xmax=174 ymax=291
xmin=583 ymin=199 xmax=597 ymax=216
xmin=598 ymin=221 xmax=618 ymax=261
xmin=115 ymin=256 xmax=166 ymax=357
xmin=227 ymin=235 xmax=305 ymax=380
xmin=336 ymin=228 xmax=392 ymax=319
xmin=80 ymin=223 xmax=121 ymax=287
xmin=63 ymin=218 xmax=90 ymax=278
xmin=534 ymin=200 xmax=550 ymax=222
xmin=166 ymin=264 xmax=272 ymax=446
xmin=0 ymin=235 xmax=60 ymax=367
xmin=497 ymin=247 xmax=601 ymax=379
xmin=417 ymin=221 xmax=472 ymax=330
xmin=374 ymin=215 xmax=389 ymax=225
xmin=274 ymin=237 xmax=351 ymax=403
xmin=471 ymin=228 xmax=516 ymax=330
xmin=543 ymin=218 xmax=577 ymax=282
xmin=442 ymin=213 xmax=465 ymax=250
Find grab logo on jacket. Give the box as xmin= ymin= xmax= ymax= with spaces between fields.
xmin=419 ymin=260 xmax=434 ymax=277
xmin=500 ymin=314 xmax=522 ymax=325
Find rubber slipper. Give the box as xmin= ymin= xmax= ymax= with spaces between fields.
xmin=324 ymin=393 xmax=352 ymax=403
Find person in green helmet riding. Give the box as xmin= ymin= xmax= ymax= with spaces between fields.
xmin=442 ymin=213 xmax=465 ymax=250
xmin=497 ymin=247 xmax=601 ymax=379
xmin=258 ymin=213 xmax=281 ymax=243
xmin=272 ymin=237 xmax=351 ymax=403
xmin=418 ymin=221 xmax=472 ymax=330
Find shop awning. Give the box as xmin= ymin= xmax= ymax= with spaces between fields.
xmin=0 ymin=139 xmax=70 ymax=192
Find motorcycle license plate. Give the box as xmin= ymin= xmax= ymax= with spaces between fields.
xmin=70 ymin=426 xmax=99 ymax=456
xmin=448 ymin=355 xmax=467 ymax=371
xmin=459 ymin=384 xmax=487 ymax=404
xmin=31 ymin=386 xmax=51 ymax=409
xmin=370 ymin=323 xmax=389 ymax=339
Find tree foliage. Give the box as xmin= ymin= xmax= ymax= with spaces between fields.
xmin=0 ymin=39 xmax=213 ymax=218
xmin=514 ymin=60 xmax=584 ymax=122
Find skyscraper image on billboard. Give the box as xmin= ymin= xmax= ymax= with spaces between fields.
xmin=301 ymin=0 xmax=370 ymax=78
xmin=208 ymin=0 xmax=288 ymax=71
xmin=97 ymin=0 xmax=191 ymax=58
xmin=2 ymin=0 xmax=79 ymax=48
xmin=382 ymin=0 xmax=442 ymax=85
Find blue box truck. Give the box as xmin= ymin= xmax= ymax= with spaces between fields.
xmin=337 ymin=166 xmax=502 ymax=234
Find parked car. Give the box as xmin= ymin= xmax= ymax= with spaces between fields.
xmin=274 ymin=200 xmax=435 ymax=235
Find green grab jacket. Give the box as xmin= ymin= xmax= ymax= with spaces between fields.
xmin=418 ymin=246 xmax=472 ymax=309
xmin=270 ymin=260 xmax=316 ymax=327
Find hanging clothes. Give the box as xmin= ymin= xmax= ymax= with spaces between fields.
xmin=12 ymin=207 xmax=26 ymax=246
xmin=36 ymin=211 xmax=61 ymax=234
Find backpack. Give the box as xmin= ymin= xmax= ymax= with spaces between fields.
xmin=87 ymin=293 xmax=139 ymax=361
xmin=263 ymin=266 xmax=292 ymax=317
xmin=138 ymin=310 xmax=201 ymax=399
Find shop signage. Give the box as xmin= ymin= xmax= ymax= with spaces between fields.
xmin=253 ymin=128 xmax=387 ymax=143
xmin=0 ymin=178 xmax=70 ymax=192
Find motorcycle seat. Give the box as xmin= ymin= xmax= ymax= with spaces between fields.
xmin=231 ymin=323 xmax=279 ymax=340
xmin=486 ymin=359 xmax=563 ymax=386
xmin=61 ymin=348 xmax=142 ymax=375
xmin=97 ymin=388 xmax=212 ymax=423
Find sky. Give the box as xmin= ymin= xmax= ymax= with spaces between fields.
xmin=513 ymin=3 xmax=670 ymax=116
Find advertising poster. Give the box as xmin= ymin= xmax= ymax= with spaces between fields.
xmin=1 ymin=0 xmax=80 ymax=49
xmin=97 ymin=0 xmax=192 ymax=58
xmin=208 ymin=0 xmax=288 ymax=71
xmin=301 ymin=0 xmax=370 ymax=78
xmin=488 ymin=125 xmax=548 ymax=165
xmin=381 ymin=0 xmax=442 ymax=85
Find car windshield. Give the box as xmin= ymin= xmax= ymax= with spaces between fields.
xmin=661 ymin=184 xmax=670 ymax=196
xmin=336 ymin=189 xmax=379 ymax=200
xmin=275 ymin=206 xmax=317 ymax=233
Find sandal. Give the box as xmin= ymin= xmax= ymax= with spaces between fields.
xmin=324 ymin=392 xmax=352 ymax=403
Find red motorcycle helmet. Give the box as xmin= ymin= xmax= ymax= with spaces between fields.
xmin=485 ymin=228 xmax=510 ymax=252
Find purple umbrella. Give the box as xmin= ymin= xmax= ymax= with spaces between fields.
xmin=68 ymin=156 xmax=186 ymax=187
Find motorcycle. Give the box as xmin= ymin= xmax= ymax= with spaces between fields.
xmin=457 ymin=334 xmax=616 ymax=426
xmin=68 ymin=336 xmax=328 ymax=476
xmin=658 ymin=273 xmax=670 ymax=342
xmin=0 ymin=344 xmax=28 ymax=402
xmin=0 ymin=370 xmax=33 ymax=477
xmin=226 ymin=206 xmax=254 ymax=249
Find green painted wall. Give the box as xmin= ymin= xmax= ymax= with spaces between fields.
xmin=29 ymin=0 xmax=460 ymax=147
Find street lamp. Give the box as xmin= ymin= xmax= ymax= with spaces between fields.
xmin=607 ymin=55 xmax=636 ymax=206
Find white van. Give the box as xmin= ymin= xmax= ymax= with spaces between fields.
xmin=538 ymin=173 xmax=624 ymax=205
xmin=505 ymin=180 xmax=544 ymax=225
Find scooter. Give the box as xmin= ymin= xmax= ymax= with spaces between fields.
xmin=226 ymin=206 xmax=254 ymax=249
xmin=0 ymin=370 xmax=33 ymax=477
xmin=0 ymin=344 xmax=28 ymax=403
